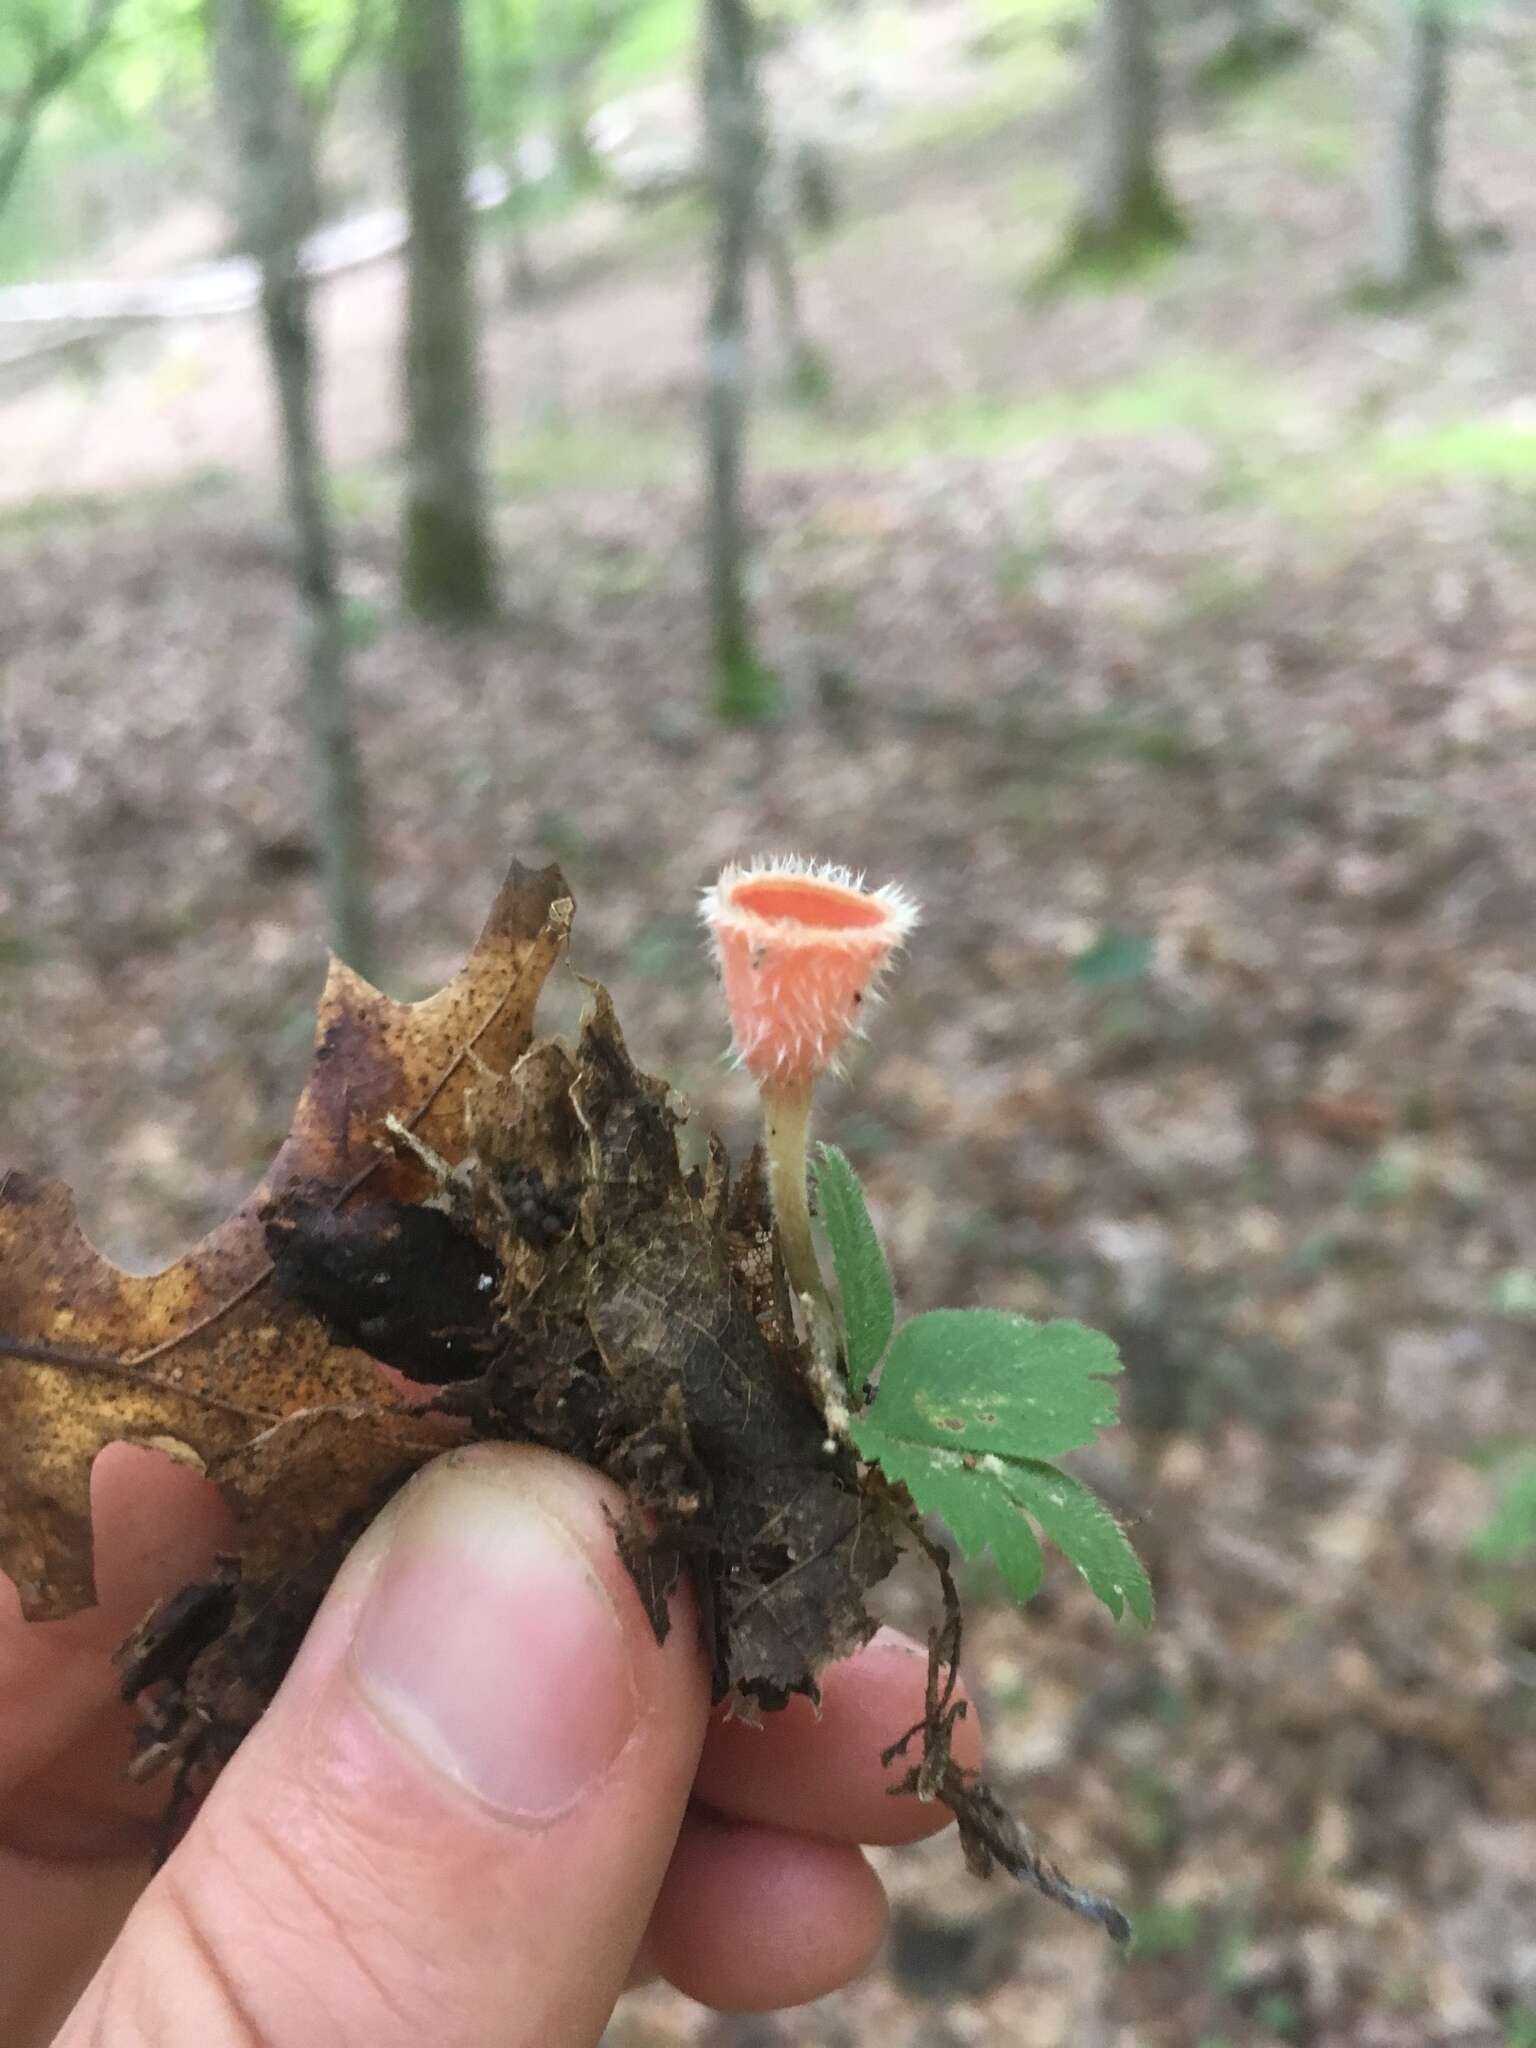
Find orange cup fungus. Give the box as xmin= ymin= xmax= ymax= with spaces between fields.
xmin=700 ymin=857 xmax=919 ymax=1095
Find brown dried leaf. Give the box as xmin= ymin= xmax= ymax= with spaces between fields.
xmin=0 ymin=860 xmax=572 ymax=1617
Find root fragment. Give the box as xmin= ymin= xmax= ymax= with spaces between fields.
xmin=881 ymin=1487 xmax=1132 ymax=1942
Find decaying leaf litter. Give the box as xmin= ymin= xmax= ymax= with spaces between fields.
xmin=0 ymin=859 xmax=1135 ymax=1931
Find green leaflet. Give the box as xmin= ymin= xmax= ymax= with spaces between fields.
xmin=1001 ymin=1459 xmax=1153 ymax=1625
xmin=851 ymin=1425 xmax=1153 ymax=1625
xmin=812 ymin=1144 xmax=895 ymax=1397
xmin=857 ymin=1430 xmax=1047 ymax=1600
xmin=872 ymin=1309 xmax=1123 ymax=1462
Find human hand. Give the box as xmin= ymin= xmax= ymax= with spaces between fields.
xmin=3 ymin=1439 xmax=979 ymax=2046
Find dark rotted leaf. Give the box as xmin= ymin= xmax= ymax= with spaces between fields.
xmin=721 ymin=1143 xmax=802 ymax=1358
xmin=412 ymin=982 xmax=897 ymax=1705
xmin=127 ymin=1519 xmax=379 ymax=1836
xmin=494 ymin=1165 xmax=580 ymax=1252
xmin=587 ymin=1213 xmax=891 ymax=1700
xmin=266 ymin=1196 xmax=503 ymax=1383
xmin=116 ymin=1563 xmax=241 ymax=1701
xmin=569 ymin=988 xmax=896 ymax=1702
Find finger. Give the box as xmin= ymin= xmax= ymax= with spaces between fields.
xmin=693 ymin=1626 xmax=983 ymax=1846
xmin=645 ymin=1809 xmax=888 ymax=2012
xmin=632 ymin=1804 xmax=893 ymax=2006
xmin=0 ymin=1443 xmax=233 ymax=1847
xmin=0 ymin=1849 xmax=144 ymax=2048
xmin=58 ymin=1445 xmax=711 ymax=2048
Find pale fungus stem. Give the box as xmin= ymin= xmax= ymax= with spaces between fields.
xmin=762 ymin=1077 xmax=847 ymax=1432
xmin=761 ymin=1077 xmax=826 ymax=1317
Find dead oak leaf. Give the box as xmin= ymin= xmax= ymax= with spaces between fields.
xmin=0 ymin=861 xmax=572 ymax=1618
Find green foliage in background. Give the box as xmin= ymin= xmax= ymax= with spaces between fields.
xmin=1070 ymin=925 xmax=1156 ymax=991
xmin=0 ymin=0 xmax=375 ymax=276
xmin=1470 ymin=1449 xmax=1536 ymax=1566
xmin=814 ymin=1145 xmax=1153 ymax=1625
xmin=36 ymin=0 xmax=202 ymax=131
xmin=599 ymin=0 xmax=694 ymax=86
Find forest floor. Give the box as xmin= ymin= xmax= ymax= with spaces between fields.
xmin=4 ymin=5 xmax=1536 ymax=2044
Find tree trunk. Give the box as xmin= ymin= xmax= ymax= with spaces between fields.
xmin=759 ymin=213 xmax=819 ymax=398
xmin=757 ymin=145 xmax=827 ymax=404
xmin=0 ymin=83 xmax=56 ymax=224
xmin=1373 ymin=0 xmax=1456 ymax=299
xmin=554 ymin=73 xmax=601 ymax=187
xmin=0 ymin=114 xmax=39 ymax=223
xmin=398 ymin=0 xmax=497 ymax=622
xmin=212 ymin=0 xmax=376 ymax=976
xmin=502 ymin=145 xmax=541 ymax=304
xmin=265 ymin=272 xmax=375 ymax=977
xmin=701 ymin=0 xmax=775 ymax=722
xmin=1068 ymin=0 xmax=1184 ymax=267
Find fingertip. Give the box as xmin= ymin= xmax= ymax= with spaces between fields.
xmin=90 ymin=1441 xmax=236 ymax=1626
xmin=648 ymin=1812 xmax=888 ymax=2012
xmin=696 ymin=1626 xmax=982 ymax=1846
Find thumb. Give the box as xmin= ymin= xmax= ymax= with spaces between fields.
xmin=61 ymin=1445 xmax=711 ymax=2048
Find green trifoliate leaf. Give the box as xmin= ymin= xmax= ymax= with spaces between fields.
xmin=870 ymin=1309 xmax=1123 ymax=1462
xmin=849 ymin=1308 xmax=1150 ymax=1623
xmin=812 ymin=1144 xmax=895 ymax=1397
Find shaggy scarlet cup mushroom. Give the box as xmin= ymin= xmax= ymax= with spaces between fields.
xmin=701 ymin=858 xmax=917 ymax=1378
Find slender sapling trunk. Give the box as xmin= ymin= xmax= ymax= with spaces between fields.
xmin=213 ymin=0 xmax=377 ymax=976
xmin=398 ymin=0 xmax=497 ymax=622
xmin=1372 ymin=0 xmax=1457 ymax=300
xmin=701 ymin=0 xmax=776 ymax=721
xmin=1060 ymin=0 xmax=1185 ymax=273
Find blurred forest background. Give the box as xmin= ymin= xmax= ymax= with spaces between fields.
xmin=3 ymin=0 xmax=1536 ymax=2041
